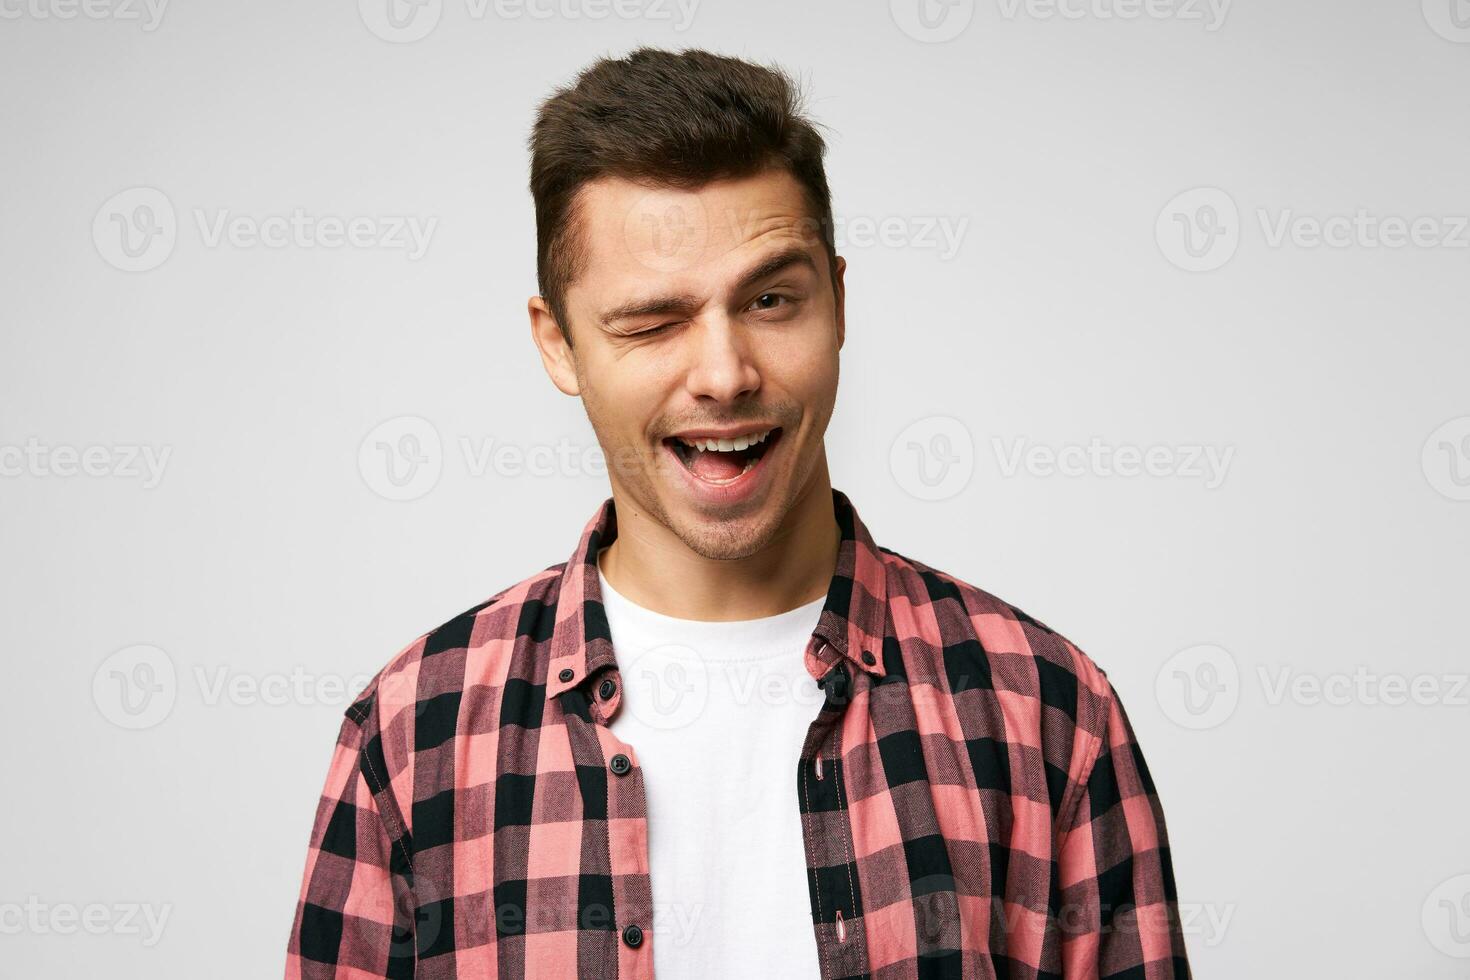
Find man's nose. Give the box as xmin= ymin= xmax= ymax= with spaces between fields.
xmin=683 ymin=315 xmax=760 ymax=403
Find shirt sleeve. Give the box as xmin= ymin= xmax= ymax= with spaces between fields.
xmin=285 ymin=697 xmax=416 ymax=979
xmin=1056 ymin=679 xmax=1192 ymax=979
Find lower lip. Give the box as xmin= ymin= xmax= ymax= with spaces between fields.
xmin=662 ymin=428 xmax=784 ymax=508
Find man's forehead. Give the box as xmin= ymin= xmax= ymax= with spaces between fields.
xmin=572 ymin=170 xmax=822 ymax=278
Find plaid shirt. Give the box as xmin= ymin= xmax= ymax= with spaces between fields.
xmin=286 ymin=488 xmax=1191 ymax=979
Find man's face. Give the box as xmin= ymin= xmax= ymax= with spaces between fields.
xmin=532 ymin=167 xmax=846 ymax=561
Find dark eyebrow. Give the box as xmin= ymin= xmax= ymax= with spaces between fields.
xmin=598 ymin=246 xmax=819 ymax=328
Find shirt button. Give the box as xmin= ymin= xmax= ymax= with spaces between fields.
xmin=820 ymin=662 xmax=849 ymax=701
xmin=598 ymin=677 xmax=617 ymax=700
xmin=558 ymin=668 xmax=574 ymax=682
xmin=622 ymin=923 xmax=643 ymax=947
xmin=609 ymin=753 xmax=631 ymax=775
xmin=861 ymin=651 xmax=876 ymax=666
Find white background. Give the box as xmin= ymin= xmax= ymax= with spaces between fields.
xmin=2 ymin=0 xmax=1468 ymax=976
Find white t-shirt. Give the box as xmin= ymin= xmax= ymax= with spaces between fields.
xmin=597 ymin=561 xmax=827 ymax=978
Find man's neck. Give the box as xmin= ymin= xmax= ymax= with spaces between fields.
xmin=596 ymin=477 xmax=840 ymax=622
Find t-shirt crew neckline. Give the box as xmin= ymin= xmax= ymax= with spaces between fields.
xmin=595 ymin=552 xmax=827 ymax=662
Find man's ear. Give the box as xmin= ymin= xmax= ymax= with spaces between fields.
xmin=528 ymin=296 xmax=580 ymax=396
xmin=833 ymin=254 xmax=847 ymax=351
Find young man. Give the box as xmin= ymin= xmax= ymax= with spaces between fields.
xmin=286 ymin=47 xmax=1191 ymax=980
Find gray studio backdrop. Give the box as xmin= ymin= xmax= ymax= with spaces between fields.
xmin=2 ymin=1 xmax=1468 ymax=976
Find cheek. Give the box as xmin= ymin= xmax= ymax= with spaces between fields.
xmin=767 ymin=332 xmax=839 ymax=403
xmin=582 ymin=359 xmax=664 ymax=437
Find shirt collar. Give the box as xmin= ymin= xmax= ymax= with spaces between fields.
xmin=545 ymin=486 xmax=889 ymax=699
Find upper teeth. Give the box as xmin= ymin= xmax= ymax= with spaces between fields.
xmin=675 ymin=429 xmax=774 ymax=453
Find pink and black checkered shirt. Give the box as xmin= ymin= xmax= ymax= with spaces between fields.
xmin=286 ymin=487 xmax=1191 ymax=979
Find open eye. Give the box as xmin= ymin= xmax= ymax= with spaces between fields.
xmin=748 ymin=292 xmax=793 ymax=313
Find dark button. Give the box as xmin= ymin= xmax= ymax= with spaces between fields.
xmin=598 ymin=677 xmax=617 ymax=700
xmin=820 ymin=663 xmax=850 ymax=703
xmin=609 ymin=753 xmax=631 ymax=775
xmin=558 ymin=668 xmax=574 ymax=682
xmin=860 ymin=651 xmax=877 ymax=666
xmin=622 ymin=923 xmax=643 ymax=947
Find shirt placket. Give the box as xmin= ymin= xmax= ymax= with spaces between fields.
xmin=558 ymin=672 xmax=655 ymax=979
xmin=799 ymin=639 xmax=871 ymax=979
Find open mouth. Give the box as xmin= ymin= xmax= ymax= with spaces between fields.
xmin=662 ymin=427 xmax=783 ymax=485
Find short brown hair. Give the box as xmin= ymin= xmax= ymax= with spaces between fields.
xmin=528 ymin=46 xmax=837 ymax=345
